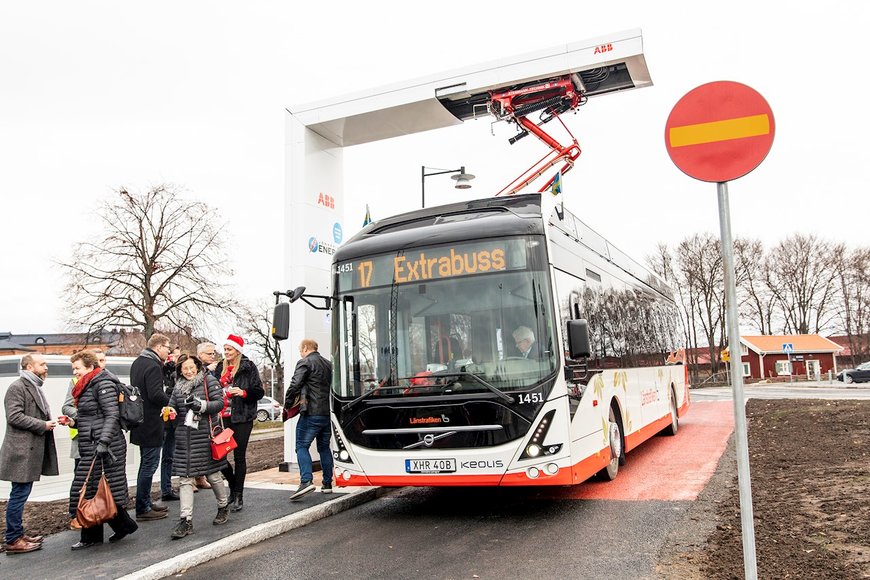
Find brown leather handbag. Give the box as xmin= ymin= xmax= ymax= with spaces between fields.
xmin=76 ymin=456 xmax=118 ymax=528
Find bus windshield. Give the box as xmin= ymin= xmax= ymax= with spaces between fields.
xmin=332 ymin=236 xmax=557 ymax=399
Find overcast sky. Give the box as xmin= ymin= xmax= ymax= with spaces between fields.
xmin=1 ymin=2 xmax=867 ymax=338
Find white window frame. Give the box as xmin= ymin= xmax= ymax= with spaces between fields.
xmin=776 ymin=360 xmax=792 ymax=375
xmin=742 ymin=362 xmax=751 ymax=377
xmin=740 ymin=344 xmax=749 ymax=356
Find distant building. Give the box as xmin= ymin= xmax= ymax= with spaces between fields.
xmin=0 ymin=330 xmax=121 ymax=356
xmin=735 ymin=335 xmax=843 ymax=380
xmin=827 ymin=334 xmax=870 ymax=369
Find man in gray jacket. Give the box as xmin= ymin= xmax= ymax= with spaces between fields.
xmin=0 ymin=354 xmax=59 ymax=554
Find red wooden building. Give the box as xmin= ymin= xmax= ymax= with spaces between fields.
xmin=735 ymin=335 xmax=842 ymax=380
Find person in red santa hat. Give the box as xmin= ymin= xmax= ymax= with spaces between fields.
xmin=215 ymin=334 xmax=264 ymax=512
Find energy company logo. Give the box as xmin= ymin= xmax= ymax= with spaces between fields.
xmin=316 ymin=193 xmax=335 ymax=209
xmin=307 ymin=236 xmax=336 ymax=256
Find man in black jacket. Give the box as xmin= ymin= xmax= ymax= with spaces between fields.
xmin=130 ymin=333 xmax=171 ymax=521
xmin=286 ymin=338 xmax=333 ymax=500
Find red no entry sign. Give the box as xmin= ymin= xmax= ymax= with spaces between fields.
xmin=665 ymin=81 xmax=774 ymax=182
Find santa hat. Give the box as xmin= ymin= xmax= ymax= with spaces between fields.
xmin=224 ymin=334 xmax=245 ymax=354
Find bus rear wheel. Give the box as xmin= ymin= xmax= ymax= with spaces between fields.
xmin=662 ymin=387 xmax=679 ymax=436
xmin=597 ymin=406 xmax=623 ymax=481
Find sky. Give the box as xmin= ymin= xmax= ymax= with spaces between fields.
xmin=1 ymin=2 xmax=867 ymax=338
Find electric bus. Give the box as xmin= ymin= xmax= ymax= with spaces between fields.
xmin=276 ymin=193 xmax=689 ymax=487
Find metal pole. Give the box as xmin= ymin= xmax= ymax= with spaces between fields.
xmin=421 ymin=166 xmax=426 ymax=209
xmin=717 ymin=181 xmax=758 ymax=579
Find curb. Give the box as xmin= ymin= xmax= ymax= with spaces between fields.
xmin=117 ymin=486 xmax=389 ymax=580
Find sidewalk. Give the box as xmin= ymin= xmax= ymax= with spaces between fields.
xmin=2 ymin=470 xmax=383 ymax=580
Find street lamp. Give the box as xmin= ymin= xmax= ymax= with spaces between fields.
xmin=421 ymin=166 xmax=475 ymax=208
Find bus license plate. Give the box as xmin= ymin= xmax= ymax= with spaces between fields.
xmin=405 ymin=458 xmax=456 ymax=474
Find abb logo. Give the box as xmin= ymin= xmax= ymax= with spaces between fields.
xmin=317 ymin=193 xmax=335 ymax=209
xmin=593 ymin=43 xmax=613 ymax=55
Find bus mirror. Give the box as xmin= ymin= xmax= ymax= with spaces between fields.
xmin=567 ymin=319 xmax=590 ymax=359
xmin=288 ymin=286 xmax=306 ymax=303
xmin=272 ymin=302 xmax=290 ymax=341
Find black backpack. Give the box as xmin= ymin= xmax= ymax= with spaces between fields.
xmin=117 ymin=382 xmax=144 ymax=431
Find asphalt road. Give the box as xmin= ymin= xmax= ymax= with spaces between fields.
xmin=691 ymin=381 xmax=870 ymax=401
xmin=178 ymin=403 xmax=735 ymax=580
xmin=178 ymin=486 xmax=690 ymax=580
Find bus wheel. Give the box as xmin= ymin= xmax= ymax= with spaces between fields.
xmin=598 ymin=407 xmax=623 ymax=481
xmin=662 ymin=387 xmax=679 ymax=436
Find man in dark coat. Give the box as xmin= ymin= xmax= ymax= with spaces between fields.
xmin=129 ymin=333 xmax=171 ymax=521
xmin=160 ymin=345 xmax=180 ymax=501
xmin=286 ymin=338 xmax=333 ymax=500
xmin=0 ymin=354 xmax=58 ymax=554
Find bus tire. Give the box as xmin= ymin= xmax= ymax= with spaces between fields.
xmin=597 ymin=406 xmax=623 ymax=481
xmin=662 ymin=387 xmax=679 ymax=436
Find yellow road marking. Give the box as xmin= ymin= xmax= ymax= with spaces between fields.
xmin=669 ymin=114 xmax=770 ymax=147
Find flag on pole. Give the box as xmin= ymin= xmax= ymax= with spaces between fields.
xmin=363 ymin=204 xmax=372 ymax=227
xmin=549 ymin=171 xmax=562 ymax=196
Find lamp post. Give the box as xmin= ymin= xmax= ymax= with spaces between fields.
xmin=421 ymin=166 xmax=475 ymax=208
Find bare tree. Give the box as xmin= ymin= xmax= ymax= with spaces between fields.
xmin=237 ymin=300 xmax=284 ymax=400
xmin=60 ymin=184 xmax=236 ymax=339
xmin=833 ymin=246 xmax=870 ymax=366
xmin=735 ymin=238 xmax=777 ymax=334
xmin=677 ymin=233 xmax=727 ymax=375
xmin=764 ymin=234 xmax=839 ymax=334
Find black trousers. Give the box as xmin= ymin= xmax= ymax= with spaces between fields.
xmin=220 ymin=420 xmax=254 ymax=496
xmin=80 ymin=502 xmax=138 ymax=543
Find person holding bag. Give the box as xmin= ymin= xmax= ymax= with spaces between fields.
xmin=215 ymin=334 xmax=264 ymax=512
xmin=67 ymin=350 xmax=138 ymax=550
xmin=165 ymin=354 xmax=230 ymax=539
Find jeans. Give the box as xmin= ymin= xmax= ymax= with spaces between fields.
xmin=161 ymin=423 xmax=176 ymax=495
xmin=135 ymin=446 xmax=161 ymax=514
xmin=179 ymin=472 xmax=228 ymax=519
xmin=5 ymin=481 xmax=33 ymax=544
xmin=295 ymin=415 xmax=333 ymax=485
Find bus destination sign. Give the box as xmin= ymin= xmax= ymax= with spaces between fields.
xmin=334 ymin=239 xmax=527 ymax=290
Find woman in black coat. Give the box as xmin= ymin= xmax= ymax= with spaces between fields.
xmin=68 ymin=350 xmax=138 ymax=550
xmin=166 ymin=354 xmax=230 ymax=539
xmin=215 ymin=334 xmax=264 ymax=512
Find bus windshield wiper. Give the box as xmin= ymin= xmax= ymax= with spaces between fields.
xmin=344 ymin=376 xmax=394 ymax=412
xmin=437 ymin=372 xmax=514 ymax=404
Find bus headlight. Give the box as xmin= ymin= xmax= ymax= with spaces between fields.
xmin=545 ymin=463 xmax=559 ymax=475
xmin=339 ymin=449 xmax=350 ymax=461
xmin=527 ymin=467 xmax=540 ymax=479
xmin=526 ymin=444 xmax=541 ymax=458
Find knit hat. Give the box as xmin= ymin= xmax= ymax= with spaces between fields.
xmin=224 ymin=334 xmax=245 ymax=354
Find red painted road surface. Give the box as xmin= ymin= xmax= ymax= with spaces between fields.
xmin=550 ymin=400 xmax=734 ymax=501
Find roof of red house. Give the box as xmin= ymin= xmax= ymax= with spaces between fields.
xmin=741 ymin=335 xmax=843 ymax=354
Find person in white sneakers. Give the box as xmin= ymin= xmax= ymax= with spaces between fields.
xmin=286 ymin=339 xmax=334 ymax=500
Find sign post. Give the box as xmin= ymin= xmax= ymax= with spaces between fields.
xmin=666 ymin=80 xmax=775 ymax=580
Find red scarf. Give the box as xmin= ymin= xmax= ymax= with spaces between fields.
xmin=72 ymin=367 xmax=102 ymax=405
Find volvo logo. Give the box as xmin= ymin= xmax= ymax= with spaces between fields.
xmin=423 ymin=434 xmax=435 ymax=447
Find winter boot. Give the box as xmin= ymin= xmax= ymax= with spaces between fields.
xmin=213 ymin=505 xmax=230 ymax=525
xmin=230 ymin=491 xmax=244 ymax=512
xmin=170 ymin=518 xmax=193 ymax=539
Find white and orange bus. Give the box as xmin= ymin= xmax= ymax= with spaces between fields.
xmin=276 ymin=193 xmax=689 ymax=487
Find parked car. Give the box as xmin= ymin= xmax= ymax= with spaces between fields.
xmin=836 ymin=361 xmax=870 ymax=384
xmin=257 ymin=395 xmax=282 ymax=422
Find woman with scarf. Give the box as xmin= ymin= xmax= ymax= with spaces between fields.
xmin=68 ymin=350 xmax=138 ymax=550
xmin=215 ymin=334 xmax=264 ymax=512
xmin=165 ymin=353 xmax=230 ymax=538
